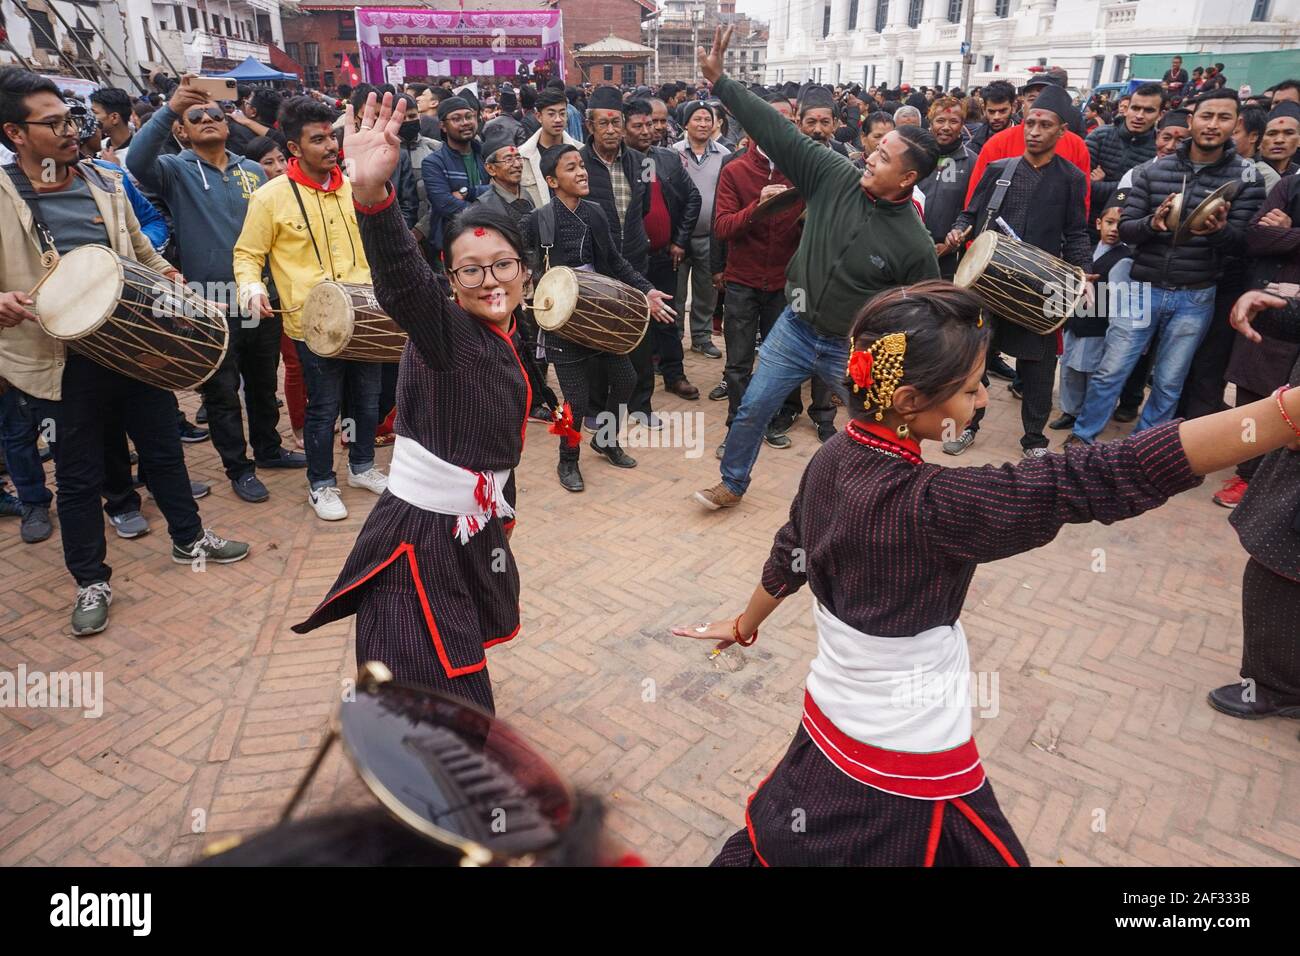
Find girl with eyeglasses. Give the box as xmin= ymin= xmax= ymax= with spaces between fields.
xmin=293 ymin=94 xmax=535 ymax=714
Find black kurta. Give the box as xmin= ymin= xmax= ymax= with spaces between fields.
xmin=292 ymin=192 xmax=532 ymax=709
xmin=716 ymin=418 xmax=1202 ymax=866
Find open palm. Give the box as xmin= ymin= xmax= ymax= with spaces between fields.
xmin=343 ymin=92 xmax=407 ymax=193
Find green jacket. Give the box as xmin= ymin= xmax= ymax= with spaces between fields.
xmin=713 ymin=75 xmax=939 ymax=338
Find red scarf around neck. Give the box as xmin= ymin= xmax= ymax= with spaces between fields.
xmin=286 ymin=157 xmax=344 ymax=193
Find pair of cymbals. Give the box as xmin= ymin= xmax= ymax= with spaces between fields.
xmin=1172 ymin=180 xmax=1241 ymax=244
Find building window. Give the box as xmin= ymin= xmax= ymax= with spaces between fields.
xmin=875 ymin=0 xmax=889 ymax=33
xmin=603 ymin=65 xmax=613 ymax=80
xmin=188 ymin=8 xmax=198 ymax=30
xmin=304 ymin=42 xmax=320 ymax=67
xmin=907 ymin=0 xmax=922 ymax=29
xmin=932 ymin=61 xmax=939 ymax=86
xmin=622 ymin=64 xmax=636 ymax=85
xmin=947 ymin=0 xmax=961 ymax=23
xmin=339 ymin=12 xmax=356 ymax=41
xmin=286 ymin=42 xmax=300 ymax=62
xmin=224 ymin=17 xmax=232 ymax=35
xmin=849 ymin=0 xmax=858 ymax=29
xmin=981 ymin=54 xmax=992 ymax=72
xmin=995 ymin=0 xmax=1009 ymax=15
xmin=324 ymin=71 xmax=335 ymax=89
xmin=864 ymin=65 xmax=869 ymax=86
xmin=1089 ymin=55 xmax=1104 ymax=88
xmin=201 ymin=10 xmax=209 ymax=31
xmin=823 ymin=4 xmax=831 ymax=38
xmin=1037 ymin=57 xmax=1047 ymax=66
xmin=943 ymin=60 xmax=952 ymax=88
xmin=1252 ymin=0 xmax=1269 ymax=20
xmin=896 ymin=57 xmax=903 ymax=84
xmin=173 ymin=5 xmax=184 ymax=33
xmin=1111 ymin=54 xmax=1127 ymax=82
xmin=24 ymin=5 xmax=57 ymax=51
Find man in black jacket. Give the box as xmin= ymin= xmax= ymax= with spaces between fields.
xmin=919 ymin=95 xmax=977 ymax=279
xmin=1069 ymin=89 xmax=1267 ymax=445
xmin=623 ymin=98 xmax=702 ymax=403
xmin=1085 ymin=82 xmax=1162 ymax=214
xmin=967 ymin=80 xmax=1015 ymax=154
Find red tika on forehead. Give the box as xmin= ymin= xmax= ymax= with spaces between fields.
xmin=474 ymin=227 xmax=486 ymax=237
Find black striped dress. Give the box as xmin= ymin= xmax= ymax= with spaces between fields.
xmin=714 ymin=418 xmax=1202 ymax=866
xmin=292 ymin=192 xmax=531 ymax=714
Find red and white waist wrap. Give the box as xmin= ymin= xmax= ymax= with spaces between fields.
xmin=802 ymin=601 xmax=986 ymax=800
xmin=387 ymin=435 xmax=513 ymax=544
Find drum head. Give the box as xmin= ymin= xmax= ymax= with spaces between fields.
xmin=302 ymin=281 xmax=354 ymax=358
xmin=531 ymin=267 xmax=579 ymax=332
xmin=34 ymin=245 xmax=122 ymax=340
xmin=953 ymin=231 xmax=998 ymax=287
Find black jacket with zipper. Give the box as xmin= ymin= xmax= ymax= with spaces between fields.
xmin=1118 ymin=140 xmax=1267 ymax=288
xmin=1085 ymin=122 xmax=1156 ymax=213
xmin=646 ymin=145 xmax=702 ymax=251
xmin=580 ymin=142 xmax=651 ymax=275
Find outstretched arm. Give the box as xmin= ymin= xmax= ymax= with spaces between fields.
xmin=348 ymin=93 xmax=457 ymax=369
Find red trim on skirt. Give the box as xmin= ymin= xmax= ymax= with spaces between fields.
xmin=801 ymin=691 xmax=986 ymax=799
xmin=308 ymin=541 xmax=519 ymax=678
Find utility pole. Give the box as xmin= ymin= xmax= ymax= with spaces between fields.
xmin=691 ymin=5 xmax=701 ymax=86
xmin=960 ymin=0 xmax=975 ymax=89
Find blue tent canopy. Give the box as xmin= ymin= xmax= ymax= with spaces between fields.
xmin=210 ymin=56 xmax=296 ymax=82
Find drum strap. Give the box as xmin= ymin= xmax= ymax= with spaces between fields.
xmin=979 ymin=156 xmax=1021 ymax=238
xmin=288 ymin=179 xmax=326 ymax=272
xmin=537 ymin=201 xmax=557 ymax=273
xmin=4 ymin=162 xmax=61 ymax=266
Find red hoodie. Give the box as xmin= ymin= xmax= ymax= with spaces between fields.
xmin=713 ymin=145 xmax=804 ymax=292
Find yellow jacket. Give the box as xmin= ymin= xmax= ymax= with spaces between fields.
xmin=233 ymin=172 xmax=371 ymax=340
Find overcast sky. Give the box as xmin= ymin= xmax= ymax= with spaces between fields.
xmin=736 ymin=0 xmax=777 ymax=24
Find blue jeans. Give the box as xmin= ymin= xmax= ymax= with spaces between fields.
xmin=1073 ymin=285 xmax=1216 ymax=442
xmin=720 ymin=308 xmax=850 ymax=496
xmin=0 ymin=387 xmax=52 ymax=508
xmin=294 ymin=341 xmax=381 ymax=489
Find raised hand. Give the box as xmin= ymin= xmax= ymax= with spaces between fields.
xmin=344 ymin=92 xmax=407 ymax=204
xmin=696 ymin=26 xmax=734 ymax=86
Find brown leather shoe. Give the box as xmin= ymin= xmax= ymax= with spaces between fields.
xmin=666 ymin=378 xmax=700 ymax=400
xmin=694 ymin=481 xmax=742 ymax=510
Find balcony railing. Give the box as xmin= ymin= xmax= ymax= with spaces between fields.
xmin=1103 ymin=2 xmax=1139 ymax=28
xmin=185 ymin=30 xmax=270 ymax=70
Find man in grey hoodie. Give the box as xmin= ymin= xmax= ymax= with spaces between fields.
xmin=129 ymin=81 xmax=306 ymax=505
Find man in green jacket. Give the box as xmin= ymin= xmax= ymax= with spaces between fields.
xmin=693 ymin=27 xmax=942 ymax=510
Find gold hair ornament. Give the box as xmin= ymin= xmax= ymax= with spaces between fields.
xmin=846 ymin=331 xmax=907 ymax=421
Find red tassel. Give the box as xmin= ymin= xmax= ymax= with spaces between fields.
xmin=472 ymin=472 xmax=492 ymax=513
xmin=548 ymin=402 xmax=582 ymax=448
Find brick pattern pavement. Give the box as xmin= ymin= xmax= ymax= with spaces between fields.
xmin=2 ymin=354 xmax=1298 ymax=867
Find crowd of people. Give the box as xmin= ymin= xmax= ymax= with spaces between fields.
xmin=2 ymin=30 xmax=1300 ymax=865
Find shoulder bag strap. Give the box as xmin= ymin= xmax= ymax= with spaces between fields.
xmin=980 ymin=156 xmax=1021 ymax=236
xmin=4 ymin=162 xmax=60 ymax=266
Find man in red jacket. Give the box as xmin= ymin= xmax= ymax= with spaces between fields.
xmin=965 ymin=74 xmax=1092 ymax=216
xmin=712 ymin=93 xmax=831 ymax=459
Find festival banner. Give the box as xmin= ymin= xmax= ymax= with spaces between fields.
xmin=354 ymin=8 xmax=565 ymax=83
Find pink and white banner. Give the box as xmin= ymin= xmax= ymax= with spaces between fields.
xmin=355 ymin=8 xmax=565 ymax=82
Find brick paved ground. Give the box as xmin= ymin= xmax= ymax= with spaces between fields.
xmin=2 ymin=351 xmax=1298 ymax=867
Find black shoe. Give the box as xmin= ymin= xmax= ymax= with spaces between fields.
xmin=557 ymin=460 xmax=584 ymax=492
xmin=232 ymin=473 xmax=270 ymax=503
xmin=590 ymin=439 xmax=637 ymax=468
xmin=179 ymin=420 xmax=209 ymax=443
xmin=256 ymin=449 xmax=308 ymax=469
xmin=1048 ymin=413 xmax=1076 ymax=431
xmin=816 ymin=421 xmax=837 ymax=443
xmin=195 ymin=403 xmax=209 ymax=424
xmin=768 ymin=414 xmax=794 ymax=436
xmin=708 ymin=382 xmax=728 ymax=401
xmin=1207 ymin=683 xmax=1300 ymax=720
xmin=763 ymin=428 xmax=792 ymax=449
xmin=1112 ymin=405 xmax=1139 ymax=423
xmin=987 ymin=355 xmax=1015 ymax=381
xmin=1008 ymin=382 xmax=1023 ymax=400
xmin=20 ymin=505 xmax=53 ymax=543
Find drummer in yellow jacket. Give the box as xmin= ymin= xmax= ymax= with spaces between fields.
xmin=0 ymin=67 xmax=250 ymax=637
xmin=233 ymin=95 xmax=388 ymax=523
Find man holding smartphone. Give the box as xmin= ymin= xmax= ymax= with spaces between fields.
xmin=129 ymin=77 xmax=306 ymax=507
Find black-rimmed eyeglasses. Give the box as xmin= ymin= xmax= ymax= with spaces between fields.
xmin=19 ymin=115 xmax=83 ymax=136
xmin=449 ymin=257 xmax=523 ymax=288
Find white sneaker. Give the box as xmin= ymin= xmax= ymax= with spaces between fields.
xmin=346 ymin=467 xmax=388 ymax=495
xmin=309 ymin=485 xmax=348 ymax=521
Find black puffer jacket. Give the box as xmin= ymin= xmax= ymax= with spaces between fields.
xmin=1086 ymin=121 xmax=1157 ymax=212
xmin=1119 ymin=140 xmax=1267 ymax=288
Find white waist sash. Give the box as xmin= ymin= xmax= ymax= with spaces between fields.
xmin=387 ymin=435 xmax=513 ymax=544
xmin=806 ymin=601 xmax=973 ymax=753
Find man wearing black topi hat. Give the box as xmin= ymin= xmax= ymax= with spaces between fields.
xmin=946 ymin=83 xmax=1093 ymax=459
xmin=1260 ymin=101 xmax=1300 ymax=180
xmin=421 ymin=95 xmax=488 ymax=263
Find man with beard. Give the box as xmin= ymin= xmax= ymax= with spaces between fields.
xmin=920 ymin=96 xmax=977 ymax=280
xmin=967 ymin=80 xmax=1015 ymax=154
xmin=622 ymin=98 xmax=702 ymax=404
xmin=1067 ymin=89 xmax=1266 ymax=446
xmin=945 ymin=85 xmax=1092 ymax=459
xmin=1086 ymin=82 xmax=1162 ymax=215
xmin=422 ymin=94 xmax=488 ymax=264
xmin=234 ymin=96 xmax=387 ymax=522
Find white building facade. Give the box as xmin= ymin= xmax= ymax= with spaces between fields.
xmin=1 ymin=0 xmax=286 ymax=91
xmin=764 ymin=0 xmax=1300 ymax=91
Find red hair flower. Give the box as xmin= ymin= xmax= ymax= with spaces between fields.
xmin=848 ymin=350 xmax=874 ymax=391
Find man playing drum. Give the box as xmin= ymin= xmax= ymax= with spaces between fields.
xmin=946 ymin=84 xmax=1093 ymax=459
xmin=521 ymin=144 xmax=674 ymax=493
xmin=234 ymin=96 xmax=388 ymax=523
xmin=0 ymin=68 xmax=250 ymax=636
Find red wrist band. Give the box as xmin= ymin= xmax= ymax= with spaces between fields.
xmin=1274 ymin=385 xmax=1300 ymax=439
xmin=732 ymin=614 xmax=757 ymax=647
xmin=354 ymin=186 xmax=395 ymax=215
